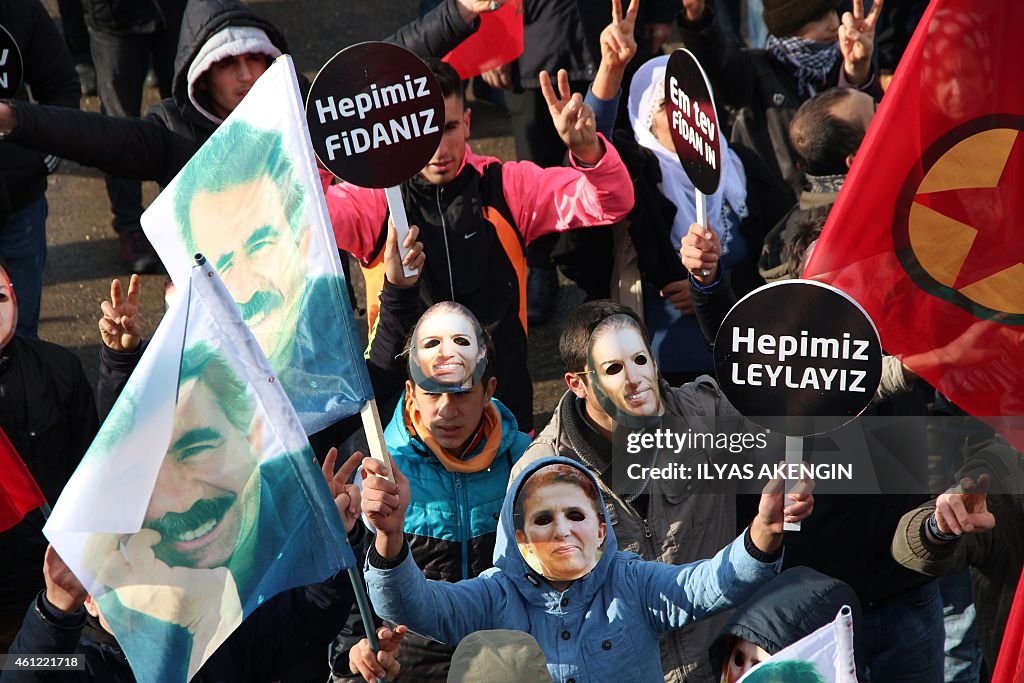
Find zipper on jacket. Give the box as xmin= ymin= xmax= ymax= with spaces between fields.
xmin=455 ymin=473 xmax=471 ymax=580
xmin=437 ymin=186 xmax=456 ymax=300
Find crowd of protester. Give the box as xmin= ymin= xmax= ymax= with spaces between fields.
xmin=0 ymin=0 xmax=1018 ymax=682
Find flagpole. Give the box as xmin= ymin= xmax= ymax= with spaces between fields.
xmin=348 ymin=567 xmax=387 ymax=683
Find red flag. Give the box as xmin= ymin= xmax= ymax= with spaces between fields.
xmin=443 ymin=0 xmax=523 ymax=80
xmin=994 ymin=568 xmax=1024 ymax=682
xmin=0 ymin=425 xmax=46 ymax=532
xmin=803 ymin=1 xmax=1024 ymax=450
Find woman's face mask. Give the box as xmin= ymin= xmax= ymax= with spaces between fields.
xmin=409 ymin=307 xmax=486 ymax=393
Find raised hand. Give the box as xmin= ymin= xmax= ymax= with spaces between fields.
xmin=349 ymin=625 xmax=408 ymax=682
xmin=383 ymin=221 xmax=425 ymax=289
xmin=680 ymin=222 xmax=721 ymax=286
xmin=539 ymin=69 xmax=603 ymax=165
xmin=43 ymin=545 xmax=88 ymax=613
xmin=934 ymin=474 xmax=996 ymax=536
xmin=322 ymin=448 xmax=364 ymax=532
xmin=660 ymin=280 xmax=694 ymax=315
xmin=456 ymin=0 xmax=507 ymax=22
xmin=361 ymin=455 xmax=411 ymax=559
xmin=751 ymin=467 xmax=814 ymax=553
xmin=99 ymin=274 xmax=143 ymax=352
xmin=600 ymin=0 xmax=640 ymax=71
xmin=839 ymin=0 xmax=883 ymax=86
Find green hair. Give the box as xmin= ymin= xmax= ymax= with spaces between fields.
xmin=179 ymin=341 xmax=255 ymax=434
xmin=742 ymin=660 xmax=826 ymax=683
xmin=173 ymin=119 xmax=307 ymax=255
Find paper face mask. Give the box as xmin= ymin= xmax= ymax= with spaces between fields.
xmin=513 ymin=464 xmax=606 ymax=585
xmin=409 ymin=302 xmax=487 ymax=393
xmin=586 ymin=314 xmax=664 ymax=428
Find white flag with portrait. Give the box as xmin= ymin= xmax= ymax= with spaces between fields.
xmin=141 ymin=55 xmax=372 ymax=435
xmin=45 ymin=259 xmax=353 ymax=683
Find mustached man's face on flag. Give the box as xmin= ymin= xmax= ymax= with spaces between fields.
xmin=173 ymin=121 xmax=310 ymax=369
xmin=144 ymin=344 xmax=262 ymax=571
xmin=143 ymin=58 xmax=374 ymax=437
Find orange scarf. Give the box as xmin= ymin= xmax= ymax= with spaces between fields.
xmin=404 ymin=393 xmax=503 ymax=473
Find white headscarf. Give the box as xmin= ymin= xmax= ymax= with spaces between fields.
xmin=627 ymin=56 xmax=748 ymax=251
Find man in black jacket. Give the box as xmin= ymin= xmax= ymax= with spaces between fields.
xmin=0 ymin=260 xmax=98 ymax=653
xmin=0 ymin=0 xmax=80 ymax=339
xmin=80 ymin=0 xmax=187 ymax=273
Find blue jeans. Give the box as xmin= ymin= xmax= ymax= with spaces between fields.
xmin=940 ymin=572 xmax=982 ymax=682
xmin=862 ymin=579 xmax=944 ymax=682
xmin=0 ymin=195 xmax=48 ymax=338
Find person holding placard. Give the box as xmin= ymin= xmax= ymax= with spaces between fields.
xmin=512 ymin=300 xmax=812 ymax=683
xmin=677 ymin=0 xmax=884 ymax=195
xmin=564 ymin=2 xmax=792 ymax=385
xmin=323 ymin=60 xmax=633 ymax=433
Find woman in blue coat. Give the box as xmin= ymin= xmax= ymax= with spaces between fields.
xmin=362 ymin=455 xmax=796 ymax=683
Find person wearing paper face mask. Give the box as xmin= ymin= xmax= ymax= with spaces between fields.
xmin=512 ymin=300 xmax=813 ymax=683
xmin=0 ymin=260 xmax=99 ymax=654
xmin=345 ymin=298 xmax=531 ymax=682
xmin=362 ymin=455 xmax=802 ymax=683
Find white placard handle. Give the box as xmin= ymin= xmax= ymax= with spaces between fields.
xmin=385 ymin=185 xmax=417 ymax=278
xmin=784 ymin=435 xmax=803 ymax=532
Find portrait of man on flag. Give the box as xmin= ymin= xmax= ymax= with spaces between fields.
xmin=82 ymin=337 xmax=349 ymax=679
xmin=169 ymin=119 xmax=363 ymax=431
xmin=45 ymin=257 xmax=354 ymax=682
xmin=143 ymin=57 xmax=373 ymax=436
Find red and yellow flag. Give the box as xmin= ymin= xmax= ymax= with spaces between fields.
xmin=804 ymin=1 xmax=1024 ymax=450
xmin=0 ymin=425 xmax=46 ymax=532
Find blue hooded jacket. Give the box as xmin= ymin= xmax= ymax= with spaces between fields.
xmin=366 ymin=456 xmax=782 ymax=683
xmin=385 ymin=390 xmax=531 ymax=581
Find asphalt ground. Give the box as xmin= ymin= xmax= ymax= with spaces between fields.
xmin=38 ymin=0 xmax=579 ymax=432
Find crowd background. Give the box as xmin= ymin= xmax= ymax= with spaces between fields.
xmin=31 ymin=0 xmax=582 ymax=424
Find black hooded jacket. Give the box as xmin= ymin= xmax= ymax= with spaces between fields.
xmin=6 ymin=0 xmax=477 ymax=187
xmin=707 ymin=567 xmax=863 ymax=676
xmin=0 ymin=0 xmax=79 ymax=212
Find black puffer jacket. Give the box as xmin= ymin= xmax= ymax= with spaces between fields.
xmin=7 ymin=0 xmax=477 ymax=186
xmin=707 ymin=567 xmax=863 ymax=677
xmin=0 ymin=0 xmax=79 ymax=212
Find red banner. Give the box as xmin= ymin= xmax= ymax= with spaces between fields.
xmin=803 ymin=1 xmax=1024 ymax=450
xmin=994 ymin=568 xmax=1024 ymax=683
xmin=0 ymin=425 xmax=46 ymax=532
xmin=443 ymin=0 xmax=523 ymax=80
